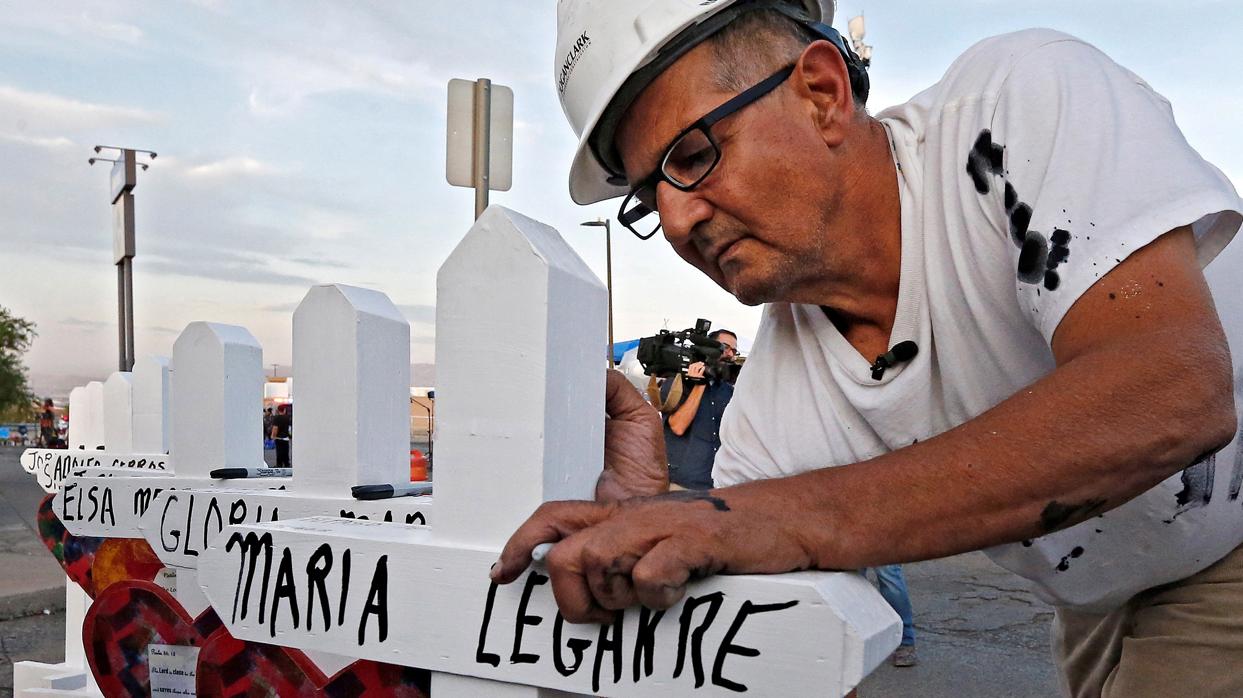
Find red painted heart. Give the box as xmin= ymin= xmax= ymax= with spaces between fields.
xmin=83 ymin=580 xmax=224 ymax=696
xmin=196 ymin=630 xmax=430 ymax=697
xmin=37 ymin=493 xmax=163 ymax=597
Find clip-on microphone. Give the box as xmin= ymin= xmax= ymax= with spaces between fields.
xmin=870 ymin=340 xmax=919 ymax=381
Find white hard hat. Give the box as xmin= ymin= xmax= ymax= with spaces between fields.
xmin=555 ymin=0 xmax=836 ymax=205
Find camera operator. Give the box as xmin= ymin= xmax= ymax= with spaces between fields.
xmin=660 ymin=329 xmax=738 ymax=490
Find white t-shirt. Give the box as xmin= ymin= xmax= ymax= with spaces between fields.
xmin=714 ymin=29 xmax=1243 ymax=612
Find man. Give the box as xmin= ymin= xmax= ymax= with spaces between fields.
xmin=270 ymin=403 xmax=292 ymax=468
xmin=38 ymin=398 xmax=57 ymax=448
xmin=495 ymin=1 xmax=1243 ymax=695
xmin=661 ymin=328 xmax=738 ymax=489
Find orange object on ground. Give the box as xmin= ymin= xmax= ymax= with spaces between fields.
xmin=410 ymin=449 xmax=428 ymax=481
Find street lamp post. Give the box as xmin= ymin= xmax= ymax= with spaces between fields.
xmin=580 ymin=219 xmax=614 ymax=367
xmin=89 ymin=145 xmax=157 ymax=372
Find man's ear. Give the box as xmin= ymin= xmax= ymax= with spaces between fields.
xmin=792 ymin=40 xmax=855 ymax=147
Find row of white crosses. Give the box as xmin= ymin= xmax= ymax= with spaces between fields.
xmin=15 ymin=284 xmax=435 ymax=691
xmin=14 ymin=357 xmax=172 ymax=696
xmin=14 ymin=205 xmax=899 ymax=696
xmin=196 ymin=207 xmax=902 ymax=697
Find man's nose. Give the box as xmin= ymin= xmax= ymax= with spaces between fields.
xmin=656 ymin=181 xmax=712 ymax=246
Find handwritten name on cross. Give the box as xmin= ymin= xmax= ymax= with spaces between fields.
xmin=200 ymin=207 xmax=901 ymax=697
xmin=54 ymin=322 xmax=288 ymax=541
xmin=139 ymin=284 xmax=431 ymax=571
xmin=12 ymin=361 xmax=169 ymax=697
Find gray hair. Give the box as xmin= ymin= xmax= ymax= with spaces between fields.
xmin=707 ymin=9 xmax=865 ymax=109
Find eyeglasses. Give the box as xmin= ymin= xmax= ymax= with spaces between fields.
xmin=618 ymin=63 xmax=797 ymax=240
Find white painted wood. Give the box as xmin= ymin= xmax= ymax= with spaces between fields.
xmin=432 ymin=205 xmax=606 ymax=697
xmin=67 ymin=386 xmax=87 ymax=450
xmin=15 ymin=381 xmax=114 ymax=698
xmin=292 ymin=284 xmax=411 ymax=496
xmin=54 ymin=322 xmax=282 ymax=537
xmin=19 ymin=449 xmax=170 ymax=493
xmin=102 ymin=373 xmax=134 ymax=453
xmin=201 ymin=517 xmax=900 ymax=697
xmin=83 ymin=382 xmax=105 ymax=451
xmin=140 ymin=487 xmax=430 ymax=569
xmin=191 ymin=210 xmax=901 ymax=695
xmin=54 ymin=472 xmax=287 ymax=538
xmin=132 ymin=356 xmax=171 ymax=453
xmin=137 ymin=284 xmax=430 ymax=568
xmin=434 ymin=205 xmax=606 ymax=546
xmin=171 ymin=322 xmax=264 ymax=478
xmin=148 ymin=284 xmax=420 ymax=677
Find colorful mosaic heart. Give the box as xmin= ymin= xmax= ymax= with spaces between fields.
xmin=196 ymin=630 xmax=430 ymax=697
xmin=38 ymin=492 xmax=105 ymax=594
xmin=37 ymin=493 xmax=163 ymax=597
xmin=83 ymin=580 xmax=224 ymax=696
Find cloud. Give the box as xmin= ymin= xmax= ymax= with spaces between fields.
xmin=0 ymin=131 xmax=75 ymax=149
xmin=143 ymin=251 xmax=318 ymax=287
xmin=181 ymin=156 xmax=283 ymax=179
xmin=0 ymin=85 xmax=162 ymax=132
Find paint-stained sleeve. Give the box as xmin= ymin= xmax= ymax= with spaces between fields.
xmin=984 ymin=38 xmax=1243 ymax=343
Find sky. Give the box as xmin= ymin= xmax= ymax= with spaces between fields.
xmin=1 ymin=1 xmax=1240 ymax=389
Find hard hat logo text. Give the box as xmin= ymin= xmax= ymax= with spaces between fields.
xmin=558 ymin=32 xmax=592 ymax=94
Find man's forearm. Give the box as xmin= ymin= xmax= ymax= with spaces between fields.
xmin=666 ymin=384 xmax=706 ymax=436
xmin=723 ymin=328 xmax=1234 ymax=570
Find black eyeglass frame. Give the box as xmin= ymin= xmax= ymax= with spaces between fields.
xmin=617 ymin=63 xmax=797 ymax=240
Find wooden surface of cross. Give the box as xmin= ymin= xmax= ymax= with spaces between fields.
xmin=137 ymin=284 xmax=432 ymax=573
xmin=13 ymin=357 xmax=171 ymax=697
xmin=200 ymin=206 xmax=900 ymax=697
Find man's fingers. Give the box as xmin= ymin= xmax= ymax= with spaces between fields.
xmin=547 ymin=535 xmax=615 ymax=624
xmin=632 ymin=537 xmax=718 ymax=610
xmin=605 ymin=369 xmax=659 ymax=424
xmin=584 ymin=548 xmax=640 ymax=611
xmin=492 ymin=501 xmax=613 ymax=584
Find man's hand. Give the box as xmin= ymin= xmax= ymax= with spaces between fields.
xmin=490 ymin=487 xmax=817 ymax=623
xmin=686 ymin=361 xmax=706 ymax=381
xmin=595 ymin=370 xmax=669 ymax=502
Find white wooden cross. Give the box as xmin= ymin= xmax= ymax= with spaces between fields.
xmin=199 ymin=206 xmax=901 ymax=697
xmin=20 ymin=357 xmax=176 ymax=498
xmin=136 ymin=284 xmax=432 ymax=572
xmin=136 ymin=284 xmax=433 ymax=661
xmin=51 ymin=324 xmax=288 ymax=553
xmin=12 ymin=364 xmax=169 ymax=698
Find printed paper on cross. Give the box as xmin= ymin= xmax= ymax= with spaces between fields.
xmin=200 ymin=207 xmax=902 ymax=697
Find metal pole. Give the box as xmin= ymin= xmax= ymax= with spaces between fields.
xmin=605 ymin=220 xmax=615 ymax=367
xmin=472 ymin=78 xmax=492 ymax=220
xmin=117 ymin=264 xmax=127 ymax=371
xmin=122 ymin=257 xmax=135 ymax=371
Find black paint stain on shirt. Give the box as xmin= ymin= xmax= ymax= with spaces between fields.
xmin=1017 ymin=232 xmax=1049 ymax=283
xmin=966 ymin=129 xmax=1071 ymax=293
xmin=1174 ymin=452 xmax=1216 ymax=515
xmin=1228 ymin=424 xmax=1243 ymax=502
xmin=966 ymin=130 xmax=1006 ymax=193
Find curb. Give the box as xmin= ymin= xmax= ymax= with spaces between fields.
xmin=0 ymin=584 xmax=66 ymax=622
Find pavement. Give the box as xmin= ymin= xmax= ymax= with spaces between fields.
xmin=0 ymin=448 xmax=67 ymax=622
xmin=0 ymin=446 xmax=1060 ymax=697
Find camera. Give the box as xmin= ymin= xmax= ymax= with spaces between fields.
xmin=636 ymin=318 xmax=738 ymax=384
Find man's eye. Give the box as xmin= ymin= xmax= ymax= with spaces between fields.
xmin=671 ymin=147 xmax=713 ymax=172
